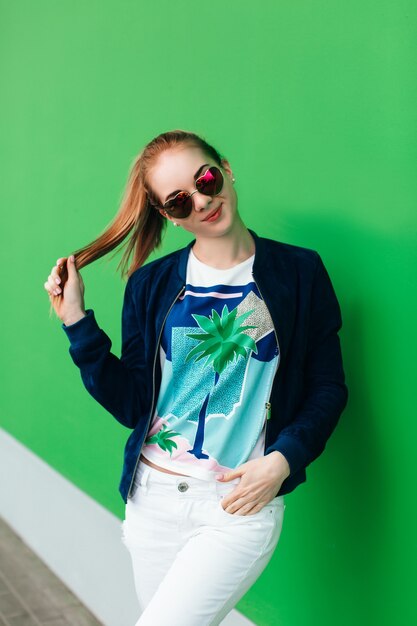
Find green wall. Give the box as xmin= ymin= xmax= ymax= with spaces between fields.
xmin=1 ymin=1 xmax=416 ymax=624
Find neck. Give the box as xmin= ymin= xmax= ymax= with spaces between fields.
xmin=192 ymin=218 xmax=255 ymax=269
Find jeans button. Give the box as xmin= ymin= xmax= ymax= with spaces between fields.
xmin=178 ymin=482 xmax=189 ymax=493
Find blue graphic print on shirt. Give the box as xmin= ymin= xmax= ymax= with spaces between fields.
xmin=141 ymin=254 xmax=279 ymax=480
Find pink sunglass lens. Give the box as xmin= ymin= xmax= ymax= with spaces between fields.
xmin=197 ymin=167 xmax=223 ymax=195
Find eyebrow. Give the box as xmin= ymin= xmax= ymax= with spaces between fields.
xmin=164 ymin=163 xmax=210 ymax=203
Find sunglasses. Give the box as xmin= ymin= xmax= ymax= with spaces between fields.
xmin=151 ymin=166 xmax=224 ymax=219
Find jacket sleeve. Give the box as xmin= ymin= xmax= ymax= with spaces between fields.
xmin=61 ymin=276 xmax=150 ymax=429
xmin=267 ymin=253 xmax=348 ymax=475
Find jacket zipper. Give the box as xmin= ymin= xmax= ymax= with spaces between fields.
xmin=251 ymin=273 xmax=281 ymax=454
xmin=127 ymin=284 xmax=186 ymax=499
xmin=265 ymin=401 xmax=272 ymax=421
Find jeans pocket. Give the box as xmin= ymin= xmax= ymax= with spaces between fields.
xmin=217 ymin=497 xmax=277 ymax=519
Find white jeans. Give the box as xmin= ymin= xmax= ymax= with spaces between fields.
xmin=121 ymin=460 xmax=286 ymax=626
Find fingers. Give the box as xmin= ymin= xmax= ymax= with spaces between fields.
xmin=44 ymin=259 xmax=66 ymax=296
xmin=44 ymin=255 xmax=81 ymax=299
xmin=44 ymin=274 xmax=61 ymax=296
xmin=221 ymin=495 xmax=264 ymax=516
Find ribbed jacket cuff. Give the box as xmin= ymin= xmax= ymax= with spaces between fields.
xmin=61 ymin=308 xmax=103 ymax=349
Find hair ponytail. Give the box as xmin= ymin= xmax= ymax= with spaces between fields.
xmin=50 ymin=129 xmax=223 ymax=317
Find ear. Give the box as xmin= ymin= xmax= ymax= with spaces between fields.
xmin=220 ymin=158 xmax=234 ymax=181
xmin=158 ymin=208 xmax=175 ymax=224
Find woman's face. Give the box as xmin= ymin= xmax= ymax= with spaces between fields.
xmin=146 ymin=145 xmax=238 ymax=239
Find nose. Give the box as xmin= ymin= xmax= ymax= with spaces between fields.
xmin=191 ymin=190 xmax=212 ymax=212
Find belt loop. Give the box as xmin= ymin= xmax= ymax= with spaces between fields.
xmin=137 ymin=463 xmax=151 ymax=493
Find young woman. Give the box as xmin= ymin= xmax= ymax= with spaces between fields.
xmin=44 ymin=130 xmax=348 ymax=626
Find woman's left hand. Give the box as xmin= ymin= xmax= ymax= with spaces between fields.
xmin=216 ymin=452 xmax=290 ymax=515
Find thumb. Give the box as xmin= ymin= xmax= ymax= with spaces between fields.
xmin=215 ymin=468 xmax=243 ymax=482
xmin=66 ymin=255 xmax=78 ymax=275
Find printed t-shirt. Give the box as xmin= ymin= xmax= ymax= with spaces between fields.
xmin=140 ymin=248 xmax=280 ymax=480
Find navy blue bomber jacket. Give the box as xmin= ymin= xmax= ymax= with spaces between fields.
xmin=62 ymin=230 xmax=348 ymax=503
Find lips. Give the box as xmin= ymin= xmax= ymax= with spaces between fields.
xmin=202 ymin=204 xmax=222 ymax=222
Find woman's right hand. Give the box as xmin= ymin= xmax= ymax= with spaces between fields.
xmin=44 ymin=255 xmax=87 ymax=325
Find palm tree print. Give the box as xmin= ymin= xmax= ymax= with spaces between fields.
xmin=185 ymin=304 xmax=258 ymax=459
xmin=145 ymin=424 xmax=181 ymax=455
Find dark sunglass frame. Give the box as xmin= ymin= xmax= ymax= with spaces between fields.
xmin=151 ymin=166 xmax=224 ymax=219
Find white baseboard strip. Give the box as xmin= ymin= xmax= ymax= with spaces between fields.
xmin=0 ymin=427 xmax=255 ymax=626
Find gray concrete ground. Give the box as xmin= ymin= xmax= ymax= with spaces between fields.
xmin=0 ymin=516 xmax=103 ymax=626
